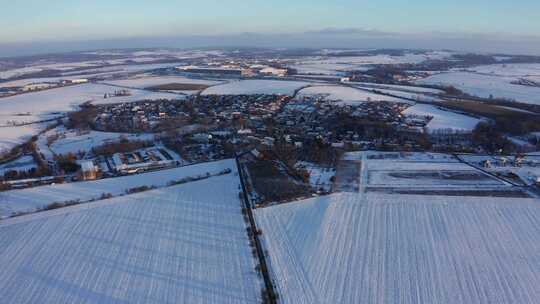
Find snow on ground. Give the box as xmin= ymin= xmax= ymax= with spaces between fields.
xmin=60 ymin=62 xmax=184 ymax=77
xmin=0 ymin=156 xmax=36 ymax=175
xmin=457 ymin=154 xmax=540 ymax=186
xmin=0 ymin=83 xmax=181 ymax=125
xmin=417 ymin=71 xmax=540 ymax=105
xmin=256 ymin=192 xmax=540 ymax=304
xmin=0 ymin=124 xmax=48 ymax=154
xmin=366 ymin=88 xmax=439 ymax=102
xmin=298 ymin=85 xmax=408 ymax=105
xmin=343 ymin=151 xmax=506 ymax=189
xmin=102 ymin=75 xmax=222 ymax=90
xmin=289 ymin=52 xmax=451 ymax=76
xmin=0 ymin=167 xmax=261 ymax=303
xmin=466 ymin=63 xmax=540 ymax=78
xmin=0 ymin=159 xmax=234 ymax=219
xmin=403 ymin=104 xmax=481 ymax=132
xmin=354 ymin=82 xmax=444 ymax=94
xmin=38 ymin=126 xmax=155 ymax=157
xmin=201 ymin=80 xmax=309 ymax=95
xmin=0 ymin=77 xmax=69 ymax=88
xmin=296 ymin=162 xmax=335 ymax=192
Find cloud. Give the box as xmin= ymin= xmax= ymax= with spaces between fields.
xmin=305 ymin=27 xmax=395 ymax=36
xmin=1 ymin=29 xmax=540 ymax=58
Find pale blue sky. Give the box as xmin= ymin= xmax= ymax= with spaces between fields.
xmin=1 ymin=0 xmax=539 ymax=43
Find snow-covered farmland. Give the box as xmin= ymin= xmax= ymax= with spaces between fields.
xmin=201 ymin=80 xmax=309 ymax=95
xmin=466 ymin=63 xmax=540 ymax=78
xmin=256 ymin=192 xmax=540 ymax=304
xmin=0 ymin=83 xmax=181 ymax=125
xmin=342 ymin=151 xmax=508 ymax=190
xmin=37 ymin=126 xmax=155 ymax=157
xmin=417 ymin=71 xmax=540 ymax=105
xmin=0 ymin=77 xmax=69 ymax=88
xmin=0 ymin=159 xmax=234 ymax=219
xmin=0 ymin=156 xmax=36 ymax=175
xmin=297 ymin=85 xmax=408 ymax=105
xmin=102 ymin=75 xmax=222 ymax=90
xmin=0 ymin=167 xmax=261 ymax=303
xmin=0 ymin=124 xmax=48 ymax=154
xmin=403 ymin=103 xmax=481 ymax=132
xmin=289 ymin=52 xmax=451 ymax=76
xmin=354 ymin=82 xmax=444 ymax=94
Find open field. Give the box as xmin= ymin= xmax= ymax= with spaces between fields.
xmin=0 ymin=83 xmax=182 ymax=125
xmin=339 ymin=151 xmax=511 ymax=191
xmin=288 ymin=51 xmax=451 ymax=76
xmin=368 ymin=169 xmax=502 ymax=186
xmin=439 ymin=100 xmax=540 ymax=118
xmin=37 ymin=126 xmax=155 ymax=158
xmin=202 ymin=80 xmax=309 ymax=95
xmin=0 ymin=123 xmax=48 ymax=154
xmin=0 ymin=155 xmax=37 ymax=175
xmin=0 ymin=159 xmax=234 ymax=219
xmin=146 ymin=83 xmax=210 ymax=91
xmin=297 ymin=85 xmax=408 ymax=105
xmin=403 ymin=103 xmax=481 ymax=132
xmin=417 ymin=71 xmax=540 ymax=105
xmin=256 ymin=192 xmax=540 ymax=304
xmin=0 ymin=169 xmax=261 ymax=303
xmin=103 ymin=76 xmax=221 ymax=91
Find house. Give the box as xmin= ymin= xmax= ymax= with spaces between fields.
xmin=80 ymin=161 xmax=98 ymax=180
xmin=259 ymin=67 xmax=287 ymax=77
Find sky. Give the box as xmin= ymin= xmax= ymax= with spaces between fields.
xmin=0 ymin=1 xmax=539 ymax=55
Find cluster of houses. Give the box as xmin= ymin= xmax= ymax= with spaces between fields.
xmin=81 ymin=146 xmax=182 ymax=179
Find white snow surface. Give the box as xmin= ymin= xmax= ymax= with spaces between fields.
xmin=102 ymin=76 xmax=222 ymax=89
xmin=256 ymin=192 xmax=540 ymax=304
xmin=0 ymin=168 xmax=261 ymax=303
xmin=298 ymin=85 xmax=407 ymax=104
xmin=0 ymin=83 xmax=181 ymax=125
xmin=354 ymin=82 xmax=444 ymax=94
xmin=40 ymin=127 xmax=155 ymax=156
xmin=0 ymin=159 xmax=234 ymax=219
xmin=417 ymin=71 xmax=540 ymax=105
xmin=0 ymin=124 xmax=48 ymax=153
xmin=466 ymin=63 xmax=540 ymax=77
xmin=289 ymin=52 xmax=451 ymax=76
xmin=201 ymin=80 xmax=309 ymax=95
xmin=403 ymin=104 xmax=481 ymax=132
xmin=0 ymin=156 xmax=36 ymax=175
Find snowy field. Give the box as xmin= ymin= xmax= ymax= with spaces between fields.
xmin=256 ymin=192 xmax=540 ymax=304
xmin=0 ymin=156 xmax=36 ymax=175
xmin=297 ymin=85 xmax=407 ymax=105
xmin=0 ymin=168 xmax=261 ymax=303
xmin=354 ymin=82 xmax=444 ymax=94
xmin=341 ymin=151 xmax=508 ymax=190
xmin=0 ymin=77 xmax=75 ymax=88
xmin=289 ymin=52 xmax=451 ymax=76
xmin=365 ymin=88 xmax=440 ymax=102
xmin=37 ymin=126 xmax=155 ymax=157
xmin=403 ymin=104 xmax=481 ymax=132
xmin=0 ymin=83 xmax=181 ymax=125
xmin=0 ymin=159 xmax=234 ymax=219
xmin=0 ymin=124 xmax=48 ymax=154
xmin=102 ymin=75 xmax=222 ymax=90
xmin=417 ymin=71 xmax=540 ymax=105
xmin=201 ymin=80 xmax=309 ymax=95
xmin=0 ymin=61 xmax=178 ymax=80
xmin=465 ymin=63 xmax=540 ymax=78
